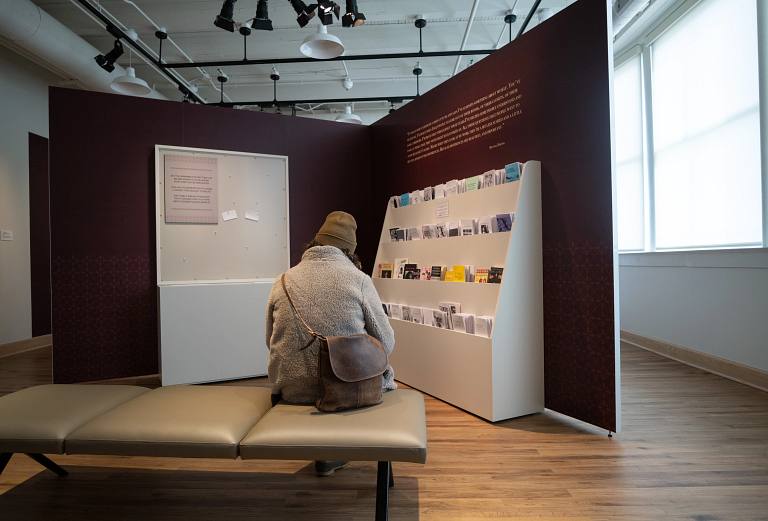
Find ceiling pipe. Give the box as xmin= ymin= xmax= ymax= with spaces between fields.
xmin=213 ymin=95 xmax=417 ymax=109
xmin=452 ymin=0 xmax=481 ymax=77
xmin=516 ymin=0 xmax=542 ymax=39
xmin=0 ymin=0 xmax=166 ymax=99
xmin=494 ymin=0 xmax=520 ymax=49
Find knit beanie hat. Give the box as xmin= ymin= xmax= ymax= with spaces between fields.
xmin=315 ymin=211 xmax=357 ymax=254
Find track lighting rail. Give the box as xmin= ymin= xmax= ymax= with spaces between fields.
xmin=160 ymin=49 xmax=495 ymax=70
xmin=213 ymin=95 xmax=416 ymax=109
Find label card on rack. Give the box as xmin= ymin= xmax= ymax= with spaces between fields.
xmin=222 ymin=210 xmax=237 ymax=221
xmin=245 ymin=211 xmax=260 ymax=221
xmin=437 ymin=201 xmax=449 ymax=219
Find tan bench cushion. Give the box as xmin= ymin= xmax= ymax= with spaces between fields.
xmin=65 ymin=385 xmax=273 ymax=459
xmin=239 ymin=389 xmax=427 ymax=463
xmin=0 ymin=384 xmax=151 ymax=454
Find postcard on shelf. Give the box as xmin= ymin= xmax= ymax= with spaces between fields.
xmin=458 ymin=179 xmax=466 ymax=194
xmin=466 ymin=176 xmax=480 ymax=192
xmin=452 ymin=314 xmax=467 ymax=333
xmin=401 ymin=306 xmax=413 ymax=322
xmin=504 ymin=162 xmax=521 ymax=183
xmin=478 ymin=215 xmax=494 ymax=234
xmin=475 ymin=268 xmax=489 ymax=283
xmin=434 ymin=222 xmax=448 ymax=238
xmin=445 ymin=270 xmax=454 ymax=282
xmin=495 ymin=213 xmax=513 ymax=232
xmin=394 ymin=258 xmax=408 ymax=279
xmin=422 ymin=224 xmax=436 ymax=239
xmin=408 ymin=227 xmax=421 ymax=240
xmin=400 ymin=193 xmax=410 ymax=207
xmin=389 ymin=304 xmax=402 ymax=320
xmin=420 ymin=267 xmax=431 ymax=280
xmin=423 ymin=309 xmax=435 ymax=327
xmin=483 ymin=170 xmax=496 ymax=189
xmin=445 ymin=179 xmax=459 ymax=197
xmin=474 ymin=316 xmax=493 ymax=338
xmin=389 ymin=196 xmax=400 ymax=209
xmin=389 ymin=228 xmax=400 ymax=242
xmin=394 ymin=228 xmax=405 ymax=242
xmin=488 ymin=267 xmax=504 ymax=283
xmin=411 ymin=307 xmax=424 ymax=324
xmin=434 ymin=184 xmax=446 ymax=199
xmin=494 ymin=169 xmax=505 ymax=185
xmin=430 ymin=265 xmax=443 ymax=280
xmin=453 ymin=313 xmax=475 ymax=334
xmin=410 ymin=190 xmax=422 ymax=204
xmin=452 ymin=265 xmax=466 ymax=283
xmin=423 ymin=187 xmax=433 ymax=201
xmin=379 ymin=262 xmax=394 ymax=278
xmin=439 ymin=301 xmax=461 ymax=329
xmin=433 ymin=309 xmax=449 ymax=329
xmin=403 ymin=264 xmax=420 ymax=280
xmin=460 ymin=219 xmax=476 ymax=236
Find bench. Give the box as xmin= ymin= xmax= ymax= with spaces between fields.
xmin=0 ymin=384 xmax=427 ymax=520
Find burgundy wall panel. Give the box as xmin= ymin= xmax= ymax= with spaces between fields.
xmin=49 ymin=88 xmax=370 ymax=383
xmin=29 ymin=133 xmax=51 ymax=337
xmin=369 ymin=0 xmax=617 ymax=431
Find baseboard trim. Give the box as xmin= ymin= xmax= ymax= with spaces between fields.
xmin=621 ymin=330 xmax=768 ymax=393
xmin=0 ymin=334 xmax=52 ymax=359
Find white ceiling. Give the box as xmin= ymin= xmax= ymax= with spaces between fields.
xmin=32 ymin=0 xmax=577 ymax=114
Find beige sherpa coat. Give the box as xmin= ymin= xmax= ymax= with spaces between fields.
xmin=266 ymin=245 xmax=396 ymax=404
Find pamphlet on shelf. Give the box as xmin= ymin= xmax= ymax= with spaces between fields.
xmin=422 ymin=224 xmax=436 ymax=239
xmin=495 ymin=213 xmax=513 ymax=232
xmin=430 ymin=265 xmax=443 ymax=280
xmin=453 ymin=313 xmax=475 ymax=334
xmin=445 ymin=180 xmax=458 ymax=197
xmin=382 ymin=303 xmax=390 ymax=317
xmin=483 ymin=170 xmax=496 ymax=188
xmin=460 ymin=219 xmax=476 ymax=236
xmin=400 ymin=193 xmax=410 ymax=207
xmin=424 ymin=187 xmax=433 ymax=201
xmin=389 ymin=196 xmax=400 ymax=209
xmin=467 ymin=265 xmax=475 ymax=282
xmin=488 ymin=267 xmax=504 ymax=283
xmin=452 ymin=265 xmax=466 ymax=282
xmin=504 ymin=162 xmax=521 ymax=183
xmin=475 ymin=268 xmax=489 ymax=283
xmin=453 ymin=315 xmax=467 ymax=333
xmin=389 ymin=228 xmax=399 ymax=242
xmin=401 ymin=305 xmax=413 ymax=322
xmin=445 ymin=270 xmax=454 ymax=282
xmin=478 ymin=215 xmax=494 ymax=234
xmin=403 ymin=264 xmax=419 ymax=280
xmin=423 ymin=309 xmax=435 ymax=327
xmin=434 ymin=184 xmax=445 ymax=199
xmin=435 ymin=222 xmax=448 ymax=237
xmin=379 ymin=262 xmax=393 ymax=278
xmin=394 ymin=258 xmax=408 ymax=279
xmin=448 ymin=222 xmax=459 ymax=237
xmin=408 ymin=227 xmax=421 ymax=240
xmin=420 ymin=267 xmax=431 ymax=280
xmin=495 ymin=169 xmax=505 ymax=185
xmin=466 ymin=176 xmax=480 ymax=192
xmin=458 ymin=179 xmax=466 ymax=194
xmin=474 ymin=316 xmax=493 ymax=338
xmin=433 ymin=309 xmax=449 ymax=329
xmin=389 ymin=304 xmax=402 ymax=320
xmin=438 ymin=301 xmax=461 ymax=329
xmin=411 ymin=307 xmax=424 ymax=324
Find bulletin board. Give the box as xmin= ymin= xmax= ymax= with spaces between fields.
xmin=155 ymin=145 xmax=290 ymax=285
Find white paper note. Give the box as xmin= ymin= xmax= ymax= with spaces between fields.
xmin=0 ymin=230 xmax=12 ymax=241
xmin=222 ymin=210 xmax=237 ymax=221
xmin=245 ymin=211 xmax=260 ymax=222
xmin=436 ymin=201 xmax=449 ymax=219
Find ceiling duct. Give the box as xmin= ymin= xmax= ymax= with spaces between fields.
xmin=0 ymin=0 xmax=166 ymax=99
xmin=612 ymin=0 xmax=651 ymax=35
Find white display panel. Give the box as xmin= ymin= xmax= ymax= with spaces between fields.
xmin=155 ymin=145 xmax=289 ymax=386
xmin=156 ymin=145 xmax=290 ymax=284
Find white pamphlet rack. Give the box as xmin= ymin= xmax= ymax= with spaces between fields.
xmin=372 ymin=161 xmax=543 ymax=421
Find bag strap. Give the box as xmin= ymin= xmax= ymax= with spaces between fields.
xmin=281 ymin=273 xmax=326 ymax=350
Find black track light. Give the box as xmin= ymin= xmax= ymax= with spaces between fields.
xmin=317 ymin=1 xmax=340 ymax=25
xmin=215 ymin=0 xmax=238 ymax=32
xmin=289 ymin=0 xmax=316 ymax=28
xmin=251 ymin=0 xmax=274 ymax=31
xmin=389 ymin=102 xmax=396 ymax=114
xmin=342 ymin=0 xmax=365 ymax=28
xmin=95 ymin=39 xmax=124 ymax=73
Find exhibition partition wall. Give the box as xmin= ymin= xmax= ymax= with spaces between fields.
xmin=28 ymin=133 xmax=51 ymax=337
xmin=369 ymin=0 xmax=619 ymax=432
xmin=45 ymin=0 xmax=618 ymax=431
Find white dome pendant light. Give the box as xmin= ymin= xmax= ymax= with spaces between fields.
xmin=300 ymin=25 xmax=345 ymax=59
xmin=335 ymin=105 xmax=362 ymax=124
xmin=111 ymin=48 xmax=151 ymax=96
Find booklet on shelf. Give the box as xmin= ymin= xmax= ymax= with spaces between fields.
xmin=403 ymin=264 xmax=419 ymax=280
xmin=475 ymin=268 xmax=488 ymax=283
xmin=467 ymin=265 xmax=475 ymax=282
xmin=422 ymin=224 xmax=437 ymax=239
xmin=424 ymin=187 xmax=433 ymax=201
xmin=395 ymin=228 xmax=406 ymax=241
xmin=401 ymin=305 xmax=413 ymax=322
xmin=433 ymin=309 xmax=449 ymax=329
xmin=389 ymin=228 xmax=400 ymax=242
xmin=458 ymin=179 xmax=466 ymax=194
xmin=445 ymin=180 xmax=459 ymax=197
xmin=438 ymin=301 xmax=461 ymax=329
xmin=389 ymin=196 xmax=400 ymax=209
xmin=434 ymin=184 xmax=446 ymax=199
xmin=423 ymin=308 xmax=435 ymax=327
xmin=400 ymin=193 xmax=410 ymax=207
xmin=389 ymin=304 xmax=402 ymax=320
xmin=379 ymin=263 xmax=394 ymax=278
xmin=411 ymin=307 xmax=424 ymax=324
xmin=460 ymin=219 xmax=476 ymax=236
xmin=445 ymin=270 xmax=454 ymax=282
xmin=394 ymin=258 xmax=408 ymax=279
xmin=466 ymin=176 xmax=480 ymax=192
xmin=474 ymin=316 xmax=493 ymax=338
xmin=452 ymin=265 xmax=466 ymax=282
xmin=478 ymin=215 xmax=493 ymax=234
xmin=452 ymin=313 xmax=475 ymax=334
xmin=483 ymin=170 xmax=496 ymax=189
xmin=495 ymin=169 xmax=505 ymax=185
xmin=488 ymin=267 xmax=504 ymax=283
xmin=408 ymin=227 xmax=421 ymax=240
xmin=430 ymin=265 xmax=444 ymax=280
xmin=435 ymin=223 xmax=448 ymax=238
xmin=495 ymin=213 xmax=513 ymax=232
xmin=504 ymin=162 xmax=521 ymax=183
xmin=420 ymin=267 xmax=431 ymax=280
xmin=448 ymin=222 xmax=460 ymax=237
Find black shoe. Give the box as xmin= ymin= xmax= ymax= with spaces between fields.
xmin=315 ymin=460 xmax=350 ymax=477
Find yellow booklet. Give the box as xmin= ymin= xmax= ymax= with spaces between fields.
xmin=445 ymin=270 xmax=455 ymax=282
xmin=452 ymin=265 xmax=466 ymax=282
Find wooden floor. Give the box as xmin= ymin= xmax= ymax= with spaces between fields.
xmin=1 ymin=343 xmax=768 ymax=520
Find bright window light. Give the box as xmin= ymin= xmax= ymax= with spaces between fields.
xmin=651 ymin=0 xmax=761 ymax=249
xmin=614 ymin=54 xmax=645 ymax=251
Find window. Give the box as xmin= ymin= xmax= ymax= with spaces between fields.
xmin=615 ymin=0 xmax=763 ymax=251
xmin=614 ymin=54 xmax=645 ymax=251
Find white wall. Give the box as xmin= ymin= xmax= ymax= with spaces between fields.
xmin=0 ymin=44 xmax=60 ymax=344
xmin=620 ymin=249 xmax=768 ymax=372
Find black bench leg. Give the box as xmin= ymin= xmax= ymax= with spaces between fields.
xmin=389 ymin=463 xmax=394 ymax=488
xmin=0 ymin=453 xmax=12 ymax=476
xmin=25 ymin=453 xmax=68 ymax=477
xmin=376 ymin=461 xmax=390 ymax=521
